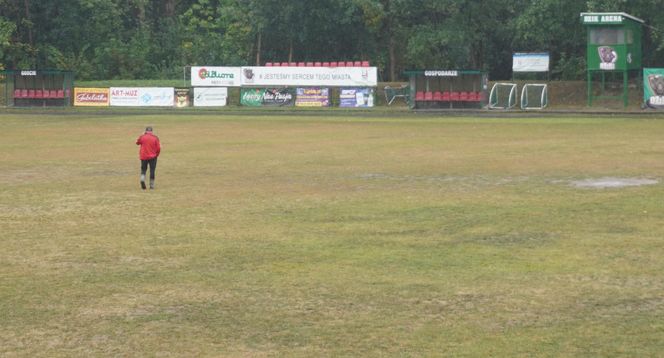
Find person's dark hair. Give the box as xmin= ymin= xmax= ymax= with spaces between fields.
xmin=145 ymin=126 xmax=153 ymax=132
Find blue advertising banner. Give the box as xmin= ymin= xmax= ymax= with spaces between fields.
xmin=339 ymin=88 xmax=375 ymax=108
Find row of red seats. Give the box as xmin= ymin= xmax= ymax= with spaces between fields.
xmin=266 ymin=61 xmax=370 ymax=67
xmin=14 ymin=89 xmax=70 ymax=99
xmin=414 ymin=91 xmax=483 ymax=102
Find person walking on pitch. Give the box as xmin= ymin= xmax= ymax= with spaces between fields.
xmin=136 ymin=126 xmax=161 ymax=190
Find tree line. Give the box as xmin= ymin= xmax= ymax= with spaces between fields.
xmin=2 ymin=0 xmax=664 ymax=82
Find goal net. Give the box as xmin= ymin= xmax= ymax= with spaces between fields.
xmin=520 ymin=83 xmax=548 ymax=110
xmin=489 ymin=83 xmax=517 ymax=109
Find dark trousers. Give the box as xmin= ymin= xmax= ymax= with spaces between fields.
xmin=140 ymin=158 xmax=158 ymax=180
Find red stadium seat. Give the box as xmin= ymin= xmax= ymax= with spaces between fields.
xmin=306 ymin=62 xmax=313 ymax=66
xmin=13 ymin=89 xmax=21 ymax=98
xmin=450 ymin=92 xmax=460 ymax=101
xmin=433 ymin=91 xmax=442 ymax=101
xmin=329 ymin=62 xmax=337 ymax=67
xmin=289 ymin=62 xmax=296 ymax=66
xmin=469 ymin=92 xmax=478 ymax=101
xmin=460 ymin=92 xmax=469 ymax=101
xmin=345 ymin=61 xmax=354 ymax=67
xmin=361 ymin=61 xmax=370 ymax=67
xmin=281 ymin=62 xmax=289 ymax=66
xmin=337 ymin=61 xmax=346 ymax=67
xmin=43 ymin=89 xmax=51 ymax=98
xmin=265 ymin=62 xmax=273 ymax=66
xmin=353 ymin=61 xmax=361 ymax=67
xmin=415 ymin=91 xmax=425 ymax=101
xmin=49 ymin=90 xmax=57 ymax=98
xmin=28 ymin=89 xmax=35 ymax=98
xmin=297 ymin=62 xmax=305 ymax=67
xmin=442 ymin=91 xmax=451 ymax=101
xmin=314 ymin=62 xmax=322 ymax=67
xmin=424 ymin=92 xmax=433 ymax=101
xmin=21 ymin=89 xmax=28 ymax=98
xmin=273 ymin=62 xmax=281 ymax=67
xmin=35 ymin=89 xmax=43 ymax=98
xmin=322 ymin=62 xmax=330 ymax=67
xmin=57 ymin=89 xmax=64 ymax=98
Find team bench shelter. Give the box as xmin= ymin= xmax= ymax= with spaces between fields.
xmin=2 ymin=70 xmax=74 ymax=107
xmin=405 ymin=70 xmax=488 ymax=109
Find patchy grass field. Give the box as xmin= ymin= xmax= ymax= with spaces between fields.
xmin=1 ymin=111 xmax=664 ymax=356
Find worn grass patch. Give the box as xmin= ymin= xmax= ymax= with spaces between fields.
xmin=1 ymin=112 xmax=664 ymax=356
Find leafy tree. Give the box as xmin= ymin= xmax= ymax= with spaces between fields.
xmin=513 ymin=0 xmax=586 ymax=79
xmin=1 ymin=0 xmax=664 ymax=81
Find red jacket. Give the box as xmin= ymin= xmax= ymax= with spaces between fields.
xmin=136 ymin=132 xmax=161 ymax=160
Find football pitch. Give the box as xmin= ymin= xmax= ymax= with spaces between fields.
xmin=1 ymin=111 xmax=664 ymax=356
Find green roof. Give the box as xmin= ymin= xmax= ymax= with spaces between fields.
xmin=580 ymin=12 xmax=645 ymax=25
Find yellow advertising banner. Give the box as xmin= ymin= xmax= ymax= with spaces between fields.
xmin=74 ymin=87 xmax=110 ymax=106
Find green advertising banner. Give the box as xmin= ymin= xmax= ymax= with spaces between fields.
xmin=240 ymin=88 xmax=264 ymax=106
xmin=240 ymin=88 xmax=295 ymax=106
xmin=644 ymin=68 xmax=664 ymax=109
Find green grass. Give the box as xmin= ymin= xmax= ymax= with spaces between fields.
xmin=1 ymin=112 xmax=664 ymax=356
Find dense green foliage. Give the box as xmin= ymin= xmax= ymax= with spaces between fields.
xmin=2 ymin=0 xmax=664 ymax=81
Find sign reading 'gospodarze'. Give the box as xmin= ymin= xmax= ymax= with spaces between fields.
xmin=424 ymin=70 xmax=458 ymax=77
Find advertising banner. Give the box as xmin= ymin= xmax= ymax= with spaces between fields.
xmin=193 ymin=87 xmax=228 ymax=107
xmin=241 ymin=67 xmax=377 ymax=87
xmin=263 ymin=88 xmax=294 ymax=106
xmin=339 ymin=88 xmax=375 ymax=108
xmin=513 ymin=53 xmax=550 ymax=72
xmin=191 ymin=66 xmax=242 ymax=87
xmin=74 ymin=87 xmax=109 ymax=107
xmin=240 ymin=88 xmax=294 ymax=106
xmin=295 ymin=88 xmax=329 ymax=107
xmin=240 ymin=88 xmax=264 ymax=106
xmin=597 ymin=46 xmax=619 ymax=70
xmin=110 ymin=87 xmax=174 ymax=107
xmin=644 ymin=68 xmax=664 ymax=109
xmin=174 ymin=88 xmax=190 ymax=107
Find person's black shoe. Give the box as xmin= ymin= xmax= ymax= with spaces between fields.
xmin=141 ymin=181 xmax=147 ymax=190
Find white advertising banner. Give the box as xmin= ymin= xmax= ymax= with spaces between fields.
xmin=191 ymin=66 xmax=242 ymax=87
xmin=240 ymin=66 xmax=377 ymax=87
xmin=110 ymin=87 xmax=174 ymax=106
xmin=512 ymin=53 xmax=550 ymax=72
xmin=193 ymin=87 xmax=228 ymax=107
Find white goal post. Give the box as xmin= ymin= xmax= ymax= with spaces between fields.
xmin=489 ymin=83 xmax=517 ymax=109
xmin=520 ymin=83 xmax=548 ymax=110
